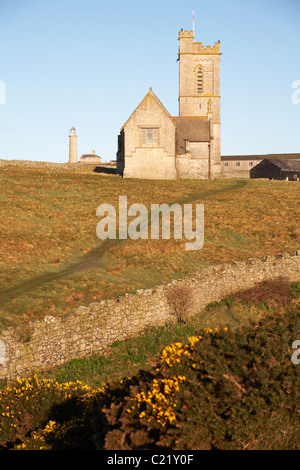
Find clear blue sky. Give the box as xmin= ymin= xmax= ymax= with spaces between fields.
xmin=0 ymin=0 xmax=299 ymax=163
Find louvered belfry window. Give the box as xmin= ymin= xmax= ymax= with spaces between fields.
xmin=197 ymin=67 xmax=203 ymax=94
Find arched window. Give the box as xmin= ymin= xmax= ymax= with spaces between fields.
xmin=196 ymin=66 xmax=203 ymax=94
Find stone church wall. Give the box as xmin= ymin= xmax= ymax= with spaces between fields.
xmin=122 ymin=91 xmax=177 ymax=179
xmin=0 ymin=252 xmax=299 ymax=381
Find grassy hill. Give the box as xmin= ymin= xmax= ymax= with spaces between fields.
xmin=0 ymin=161 xmax=299 ymax=450
xmin=0 ymin=159 xmax=299 ymax=331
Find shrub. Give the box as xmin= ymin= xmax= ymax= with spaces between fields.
xmin=0 ymin=375 xmax=92 ymax=449
xmin=166 ymin=284 xmax=194 ymax=323
xmin=100 ymin=305 xmax=300 ymax=450
xmin=231 ymin=276 xmax=293 ymax=308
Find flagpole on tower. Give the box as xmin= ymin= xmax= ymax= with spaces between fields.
xmin=192 ymin=11 xmax=195 ymax=35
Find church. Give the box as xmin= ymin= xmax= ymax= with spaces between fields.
xmin=116 ymin=30 xmax=221 ymax=179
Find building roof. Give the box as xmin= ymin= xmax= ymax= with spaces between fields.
xmin=266 ymin=159 xmax=300 ymax=171
xmin=121 ymin=88 xmax=174 ymax=130
xmin=222 ymin=153 xmax=300 ymax=161
xmin=80 ymin=154 xmax=101 ymax=159
xmin=172 ymin=116 xmax=210 ymax=154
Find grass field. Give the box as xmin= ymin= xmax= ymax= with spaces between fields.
xmin=0 ymin=159 xmax=299 ymax=331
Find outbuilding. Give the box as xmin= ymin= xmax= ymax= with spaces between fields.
xmin=79 ymin=151 xmax=102 ymax=164
xmin=250 ymin=159 xmax=300 ymax=181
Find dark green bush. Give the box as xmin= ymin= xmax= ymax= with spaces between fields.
xmin=100 ymin=303 xmax=300 ymax=450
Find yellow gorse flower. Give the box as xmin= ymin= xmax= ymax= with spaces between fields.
xmin=160 ymin=342 xmax=192 ymax=367
xmin=160 ymin=327 xmax=228 ymax=368
xmin=127 ymin=375 xmax=186 ymax=426
xmin=1 ymin=326 xmax=230 ymax=448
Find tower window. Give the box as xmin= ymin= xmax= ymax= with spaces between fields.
xmin=196 ymin=67 xmax=203 ymax=94
xmin=142 ymin=128 xmax=158 ymax=146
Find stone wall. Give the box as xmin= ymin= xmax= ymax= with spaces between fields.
xmin=0 ymin=252 xmax=299 ymax=381
xmin=221 ymin=170 xmax=250 ymax=179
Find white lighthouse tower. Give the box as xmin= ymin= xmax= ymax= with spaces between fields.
xmin=69 ymin=126 xmax=78 ymax=163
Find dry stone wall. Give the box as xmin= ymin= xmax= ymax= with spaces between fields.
xmin=0 ymin=251 xmax=299 ymax=381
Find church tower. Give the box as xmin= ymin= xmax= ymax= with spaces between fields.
xmin=178 ymin=30 xmax=221 ymax=119
xmin=178 ymin=30 xmax=221 ymax=175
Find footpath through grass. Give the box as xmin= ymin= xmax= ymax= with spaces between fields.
xmin=0 ymin=160 xmax=299 ymax=331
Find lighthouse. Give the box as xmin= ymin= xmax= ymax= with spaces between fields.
xmin=69 ymin=126 xmax=77 ymax=163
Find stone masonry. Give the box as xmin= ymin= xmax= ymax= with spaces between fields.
xmin=0 ymin=252 xmax=299 ymax=381
xmin=116 ymin=30 xmax=222 ymax=180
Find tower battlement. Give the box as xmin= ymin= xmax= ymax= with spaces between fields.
xmin=179 ymin=30 xmax=221 ymax=55
xmin=193 ymin=41 xmax=220 ymax=54
xmin=179 ymin=30 xmax=194 ymax=38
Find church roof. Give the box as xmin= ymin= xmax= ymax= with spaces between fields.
xmin=172 ymin=116 xmax=211 ymax=154
xmin=121 ymin=88 xmax=174 ymax=130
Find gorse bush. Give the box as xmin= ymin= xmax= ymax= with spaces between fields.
xmin=0 ymin=375 xmax=93 ymax=449
xmin=101 ymin=305 xmax=300 ymax=450
xmin=0 ymin=281 xmax=299 ymax=450
xmin=0 ymin=371 xmax=143 ymax=449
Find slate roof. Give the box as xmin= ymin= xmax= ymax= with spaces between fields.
xmin=172 ymin=116 xmax=211 ymax=154
xmin=222 ymin=153 xmax=300 ymax=161
xmin=266 ymin=159 xmax=300 ymax=171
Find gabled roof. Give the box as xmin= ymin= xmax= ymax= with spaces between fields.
xmin=266 ymin=159 xmax=300 ymax=171
xmin=121 ymin=88 xmax=175 ymax=130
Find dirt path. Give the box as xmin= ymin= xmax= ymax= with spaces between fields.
xmin=0 ymin=180 xmax=248 ymax=307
